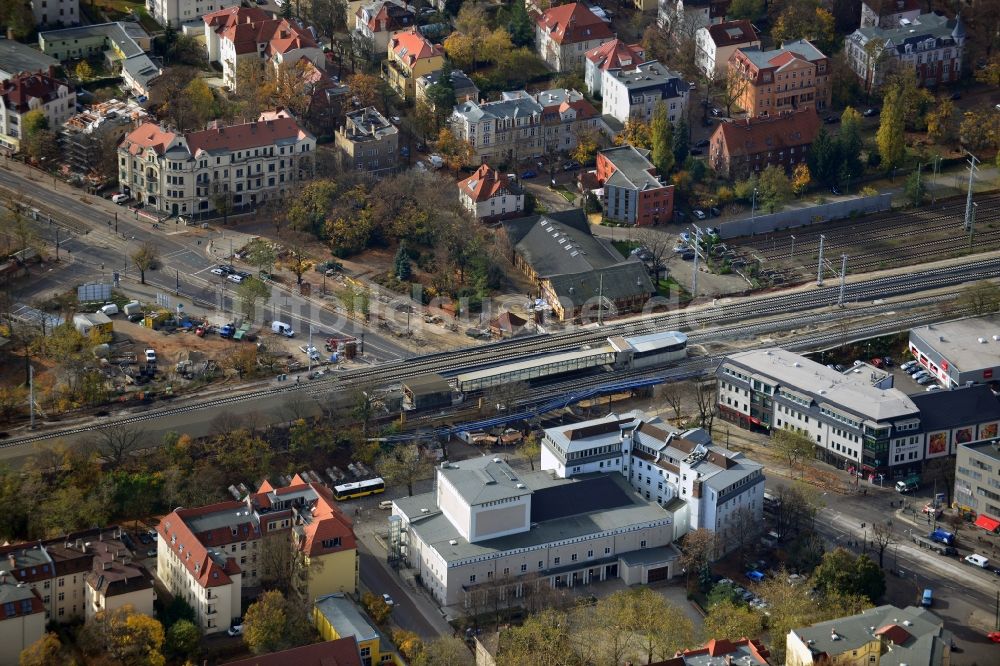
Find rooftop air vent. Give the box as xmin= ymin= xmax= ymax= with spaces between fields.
xmin=516 ymin=483 xmax=526 ymax=489
xmin=449 ymin=539 xmax=458 ymax=545
xmin=420 ymin=508 xmax=429 ymax=513
xmin=492 ymin=457 xmax=501 ymax=463
xmin=793 ymin=362 xmax=801 ymax=367
xmin=979 ymin=337 xmax=987 ymax=343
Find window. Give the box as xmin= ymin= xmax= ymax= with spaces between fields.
xmin=571 ymin=554 xmax=578 ymax=562
xmin=554 ymin=557 xmax=560 ymax=565
xmin=521 ymin=564 xmax=527 ymax=572
xmin=640 ymin=540 xmax=647 ymax=548
xmin=469 ymin=574 xmax=476 ymax=583
xmin=58 ymin=592 xmax=64 ymax=601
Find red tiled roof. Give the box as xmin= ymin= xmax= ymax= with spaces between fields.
xmin=360 ymin=0 xmax=414 ymax=33
xmin=458 ymin=164 xmax=513 ymax=203
xmin=121 ymin=123 xmax=178 ymax=156
xmin=668 ymin=638 xmax=771 ymax=665
xmin=705 ymin=20 xmax=758 ymax=48
xmin=390 ymin=28 xmax=444 ymax=67
xmin=585 ymin=39 xmax=645 ymax=71
xmin=560 ymin=98 xmax=597 ymax=119
xmin=712 ymin=110 xmax=820 ymax=159
xmin=768 ymin=50 xmax=802 ymax=68
xmin=185 ymin=115 xmax=310 ymax=155
xmin=203 ymin=6 xmax=269 ymax=29
xmin=207 ymin=7 xmax=317 ymax=58
xmin=225 ymin=637 xmax=362 ymax=666
xmin=876 ymin=624 xmax=915 ymax=647
xmin=537 ymin=3 xmax=612 ymax=45
xmin=0 ymin=71 xmax=69 ymax=113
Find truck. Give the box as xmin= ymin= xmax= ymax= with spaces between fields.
xmin=929 ymin=528 xmax=955 ymax=547
xmin=895 ymin=475 xmax=920 ymax=493
xmin=911 ymin=533 xmax=956 ymax=555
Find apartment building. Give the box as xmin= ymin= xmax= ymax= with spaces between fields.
xmin=38 ymin=22 xmax=160 ymax=97
xmin=658 ymin=0 xmax=730 ymax=31
xmin=708 ymin=110 xmax=820 ymax=179
xmin=601 ymin=60 xmax=689 ymax=125
xmin=450 ymin=88 xmax=599 ymax=167
xmin=695 ymin=19 xmax=759 ymax=78
xmin=860 ymin=0 xmax=921 ymax=29
xmin=846 ymin=12 xmax=965 ymax=90
xmin=392 ymin=456 xmax=678 ymax=608
xmin=955 ymin=438 xmax=1000 ymax=533
xmin=30 ymin=0 xmax=78 ymax=27
xmin=541 ymin=410 xmax=765 ymax=554
xmin=0 ymin=527 xmax=154 ymax=626
xmin=415 ymin=68 xmax=478 ymax=112
xmin=158 ymin=475 xmax=358 ymax=634
xmin=203 ymin=6 xmax=324 ymax=92
xmin=728 ymin=40 xmax=831 ymax=117
xmin=584 ymin=39 xmax=645 ymax=97
xmin=334 ymin=106 xmax=398 ymax=177
xmin=0 ymin=69 xmax=75 ymax=154
xmin=353 ymin=0 xmax=415 ymax=61
xmin=117 ymin=109 xmax=315 ymax=217
xmin=594 ymin=144 xmax=673 ymax=226
xmin=383 ymin=27 xmax=444 ymax=101
xmin=535 ymin=3 xmax=614 ymax=72
xmin=457 ymin=164 xmax=524 ymax=221
xmin=148 ymin=0 xmax=240 ymax=28
xmin=0 ymin=572 xmax=45 ymax=665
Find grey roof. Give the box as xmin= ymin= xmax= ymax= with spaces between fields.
xmin=122 ymin=53 xmax=161 ymax=91
xmin=622 ymin=330 xmax=688 ymax=353
xmin=0 ymin=577 xmax=40 ymax=606
xmin=0 ymin=38 xmax=59 ymax=79
xmin=314 ymin=594 xmax=378 ymax=643
xmin=402 ymin=373 xmax=451 ymax=396
xmin=962 ymin=438 xmax=1000 ymax=464
xmin=617 ymin=544 xmax=679 ymax=566
xmin=530 ymin=473 xmax=633 ymax=522
xmin=725 ymin=348 xmax=919 ymax=423
xmin=455 ymin=345 xmax=615 ymax=384
xmin=546 ymin=262 xmax=655 ymax=309
xmin=40 ymin=22 xmax=146 ymax=59
xmin=605 ymin=60 xmax=688 ymax=97
xmin=438 ymin=457 xmax=532 ymax=505
xmin=397 ymin=472 xmax=671 ymax=563
xmin=453 ymin=90 xmax=541 ymax=124
xmin=853 ymin=12 xmax=963 ymax=53
xmin=738 ymin=38 xmax=827 ymax=70
xmin=790 ymin=605 xmax=950 ymax=666
xmin=599 ymin=145 xmax=663 ymax=191
xmin=417 ymin=68 xmax=478 ymax=95
xmin=910 ymin=384 xmax=1000 ymax=433
xmin=909 ymin=316 xmax=1000 ymax=373
xmin=185 ymin=505 xmax=259 ymax=535
xmin=342 ymin=106 xmax=397 ymax=140
xmin=544 ymin=410 xmax=647 ymax=456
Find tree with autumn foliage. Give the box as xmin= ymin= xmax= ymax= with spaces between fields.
xmin=615 ymin=119 xmax=651 ymax=150
xmin=80 ymin=605 xmax=165 ymax=666
xmin=347 ymin=72 xmax=382 ymax=110
xmin=435 ymin=128 xmax=475 ymax=169
xmin=771 ymin=0 xmax=837 ymax=54
xmin=791 ymin=163 xmax=811 ymax=196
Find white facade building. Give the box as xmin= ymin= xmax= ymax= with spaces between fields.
xmin=694 ymin=20 xmax=759 ymax=78
xmin=541 ymin=411 xmax=765 ymax=553
xmin=0 ymin=70 xmax=75 ymax=154
xmin=601 ymin=60 xmax=689 ymax=125
xmin=456 ymin=164 xmax=524 ymax=220
xmin=148 ymin=0 xmax=240 ymax=28
xmin=30 ymin=0 xmax=78 ymax=27
xmin=117 ymin=109 xmax=315 ymax=217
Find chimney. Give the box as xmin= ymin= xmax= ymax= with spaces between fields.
xmin=7 ymin=554 xmax=14 ymax=569
xmin=0 ymin=571 xmax=5 ymax=584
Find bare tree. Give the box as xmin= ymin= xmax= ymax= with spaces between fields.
xmin=91 ymin=425 xmax=146 ymax=470
xmin=692 ymin=379 xmax=717 ymax=433
xmin=634 ymin=228 xmax=673 ymax=283
xmin=871 ymin=519 xmax=894 ymax=568
xmin=773 ymin=428 xmax=817 ymax=477
xmin=130 ymin=242 xmax=158 ymax=285
xmin=257 ymin=532 xmax=317 ymax=600
xmin=723 ymin=65 xmax=750 ymax=117
xmin=678 ymin=528 xmax=716 ymax=588
xmin=376 ymin=443 xmax=432 ymax=496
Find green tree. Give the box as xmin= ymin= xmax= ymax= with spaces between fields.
xmin=287 ymin=179 xmax=338 ymax=238
xmin=904 ymin=171 xmax=925 ymax=207
xmin=771 ymin=0 xmax=837 ymax=54
xmin=74 ymin=60 xmax=94 ymax=80
xmin=0 ymin=0 xmax=35 ymax=40
xmin=376 ymin=443 xmax=431 ymax=496
xmin=650 ymin=101 xmax=675 ymax=176
xmin=812 ymin=548 xmax=885 ymax=603
xmin=497 ymin=608 xmax=574 ymax=666
xmin=183 ymin=77 xmax=216 ymax=128
xmin=20 ymin=110 xmax=59 ymax=164
xmin=703 ymin=599 xmax=765 ymax=640
xmin=876 ymin=83 xmax=905 ymax=170
xmin=507 ymin=1 xmax=534 ymax=47
xmin=164 ymin=619 xmax=201 ymax=660
xmin=807 ymin=127 xmax=842 ymax=185
xmin=672 ymin=115 xmax=689 ymax=165
xmin=727 ymin=0 xmax=765 ymax=20
xmin=19 ymin=632 xmax=64 ymax=666
xmin=394 ymin=244 xmax=412 ymax=281
xmin=959 ymin=110 xmax=1000 ymax=151
xmin=131 ymin=241 xmax=158 ymax=285
xmin=757 ymin=164 xmax=792 ymax=213
xmin=246 ymin=240 xmax=277 ymax=276
xmin=925 ymin=98 xmax=958 ymax=144
xmin=773 ymin=427 xmax=815 ymax=474
xmin=236 ymin=277 xmax=271 ymax=319
xmin=518 ymin=432 xmax=541 ymax=471
xmin=839 ymin=106 xmax=864 ymax=176
xmin=244 ymin=590 xmax=290 ymax=654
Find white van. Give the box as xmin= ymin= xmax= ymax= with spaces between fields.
xmin=100 ymin=303 xmax=119 ymax=316
xmin=271 ymin=321 xmax=294 ymax=337
xmin=964 ymin=553 xmax=990 ymax=568
xmin=378 ymin=500 xmax=393 ymax=510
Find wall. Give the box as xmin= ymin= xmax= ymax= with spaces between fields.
xmin=306 ymin=549 xmax=359 ymax=601
xmin=436 ymin=474 xmax=473 ymax=541
xmin=89 ymin=585 xmax=154 ymax=620
xmin=718 ymin=194 xmax=892 ymax=239
xmin=0 ymin=611 xmax=44 ymax=665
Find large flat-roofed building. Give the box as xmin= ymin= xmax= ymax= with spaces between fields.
xmin=0 ymin=39 xmax=60 ymax=80
xmin=334 ymin=106 xmax=398 ymax=176
xmin=954 ymin=438 xmax=1000 ymax=532
xmin=393 ymin=456 xmax=677 ymax=608
xmin=908 ymin=316 xmax=1000 ymax=388
xmin=541 ymin=410 xmax=764 ymax=554
xmin=910 ymin=384 xmax=1000 ymax=463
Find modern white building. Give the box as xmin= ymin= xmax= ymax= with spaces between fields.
xmin=907 ymin=316 xmax=1000 ymax=388
xmin=695 ymin=19 xmax=759 ymax=78
xmin=601 ymin=60 xmax=689 ymax=125
xmin=148 ymin=0 xmax=241 ymax=28
xmin=541 ymin=410 xmax=765 ymax=553
xmin=30 ymin=0 xmax=78 ymax=27
xmin=392 ymin=456 xmax=679 ymax=608
xmin=117 ymin=109 xmax=315 ymax=217
xmin=456 ymin=164 xmax=524 ymax=220
xmin=0 ymin=69 xmax=75 ymax=154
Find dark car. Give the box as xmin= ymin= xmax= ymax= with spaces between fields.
xmin=689 ymin=148 xmax=703 ymax=155
xmin=562 ymin=160 xmax=581 ymax=171
xmin=710 ymin=206 xmax=721 ymax=217
xmin=863 ymin=108 xmax=879 ymax=117
xmin=520 ymin=170 xmax=537 ymax=179
xmin=824 ymin=115 xmax=840 ymax=124
xmin=138 ymin=532 xmax=151 ymax=545
xmin=949 ymin=92 xmax=961 ymax=100
xmin=694 ymin=138 xmax=710 ymax=148
xmin=831 ymin=185 xmax=842 ymax=195
xmin=711 ymin=108 xmax=722 ymax=116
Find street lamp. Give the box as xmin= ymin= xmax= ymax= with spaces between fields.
xmin=750 ymin=187 xmax=759 ymax=235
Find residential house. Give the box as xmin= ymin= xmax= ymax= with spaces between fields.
xmin=148 ymin=0 xmax=241 ymax=28
xmin=658 ymin=0 xmax=731 ymax=31
xmin=450 ymin=88 xmax=599 ymax=166
xmin=203 ymin=7 xmax=324 ymax=92
xmin=695 ymin=19 xmax=759 ymax=79
xmin=584 ymin=39 xmax=645 ymax=97
xmin=708 ymin=110 xmax=820 ymax=179
xmin=30 ymin=0 xmax=78 ymax=27
xmin=334 ymin=106 xmax=398 ymax=177
xmin=415 ymin=68 xmax=478 ymax=112
xmin=0 ymin=527 xmax=154 ymax=626
xmin=313 ymin=594 xmax=402 ymax=665
xmin=728 ymin=39 xmax=831 ymax=117
xmin=226 ymin=637 xmax=363 ymax=666
xmin=457 ymin=164 xmax=524 ymax=221
xmin=117 ymin=109 xmax=315 ymax=217
xmin=786 ymin=605 xmax=951 ymax=666
xmin=535 ymin=3 xmax=614 ymax=72
xmin=846 ymin=12 xmax=965 ymax=90
xmin=954 ymin=438 xmax=1000 ymax=532
xmin=392 ymin=455 xmax=678 ymax=609
xmin=650 ymin=638 xmax=771 ymax=666
xmin=0 ymin=69 xmax=75 ymax=154
xmin=353 ymin=0 xmax=415 ymax=62
xmin=601 ymin=60 xmax=689 ymax=126
xmin=38 ymin=23 xmax=160 ymax=98
xmin=0 ymin=572 xmax=45 ymax=665
xmin=0 ymin=38 xmax=60 ymax=80
xmin=499 ymin=209 xmax=654 ymax=321
xmin=594 ymin=144 xmax=673 ymax=226
xmin=383 ymin=27 xmax=444 ymax=101
xmin=860 ymin=0 xmax=921 ymax=29
xmin=157 ymin=475 xmax=358 ymax=634
xmin=541 ymin=410 xmax=765 ymax=554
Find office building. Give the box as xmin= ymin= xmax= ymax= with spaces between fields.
xmin=595 ymin=144 xmax=674 ymax=226
xmin=954 ymin=438 xmax=1000 ymax=533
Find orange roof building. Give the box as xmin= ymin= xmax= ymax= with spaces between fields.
xmin=383 ymin=27 xmax=445 ymax=100
xmin=535 ymin=3 xmax=614 ymax=72
xmin=157 ymin=476 xmax=357 ymax=634
xmin=709 ymin=110 xmax=820 ymax=179
xmin=727 ymin=39 xmax=831 ymax=118
xmin=0 ymin=70 xmax=75 ymax=154
xmin=584 ymin=39 xmax=645 ymax=96
xmin=457 ymin=164 xmax=525 ymax=221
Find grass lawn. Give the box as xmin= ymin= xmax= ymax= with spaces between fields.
xmin=612 ymin=239 xmax=640 ymax=256
xmin=555 ymin=187 xmax=576 ymax=203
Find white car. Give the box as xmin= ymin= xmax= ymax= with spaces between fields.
xmin=111 ymin=193 xmax=129 ymax=204
xmin=382 ymin=593 xmax=395 ymax=607
xmin=227 ymin=272 xmax=249 ymax=284
xmin=227 ymin=624 xmax=243 ymax=637
xmin=144 ymin=349 xmax=156 ymax=363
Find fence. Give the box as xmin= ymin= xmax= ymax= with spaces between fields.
xmin=718 ymin=193 xmax=893 ymax=239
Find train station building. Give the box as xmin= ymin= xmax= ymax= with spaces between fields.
xmin=390 ymin=457 xmax=679 ymax=609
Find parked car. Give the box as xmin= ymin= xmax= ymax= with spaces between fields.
xmin=227 ymin=624 xmax=243 ymax=637
xmin=694 ymin=138 xmax=710 ymax=148
xmin=824 ymin=115 xmax=840 ymax=124
xmin=692 ymin=209 xmax=707 ymax=220
xmin=111 ymin=192 xmax=129 ymax=204
xmin=520 ymin=170 xmax=537 ymax=179
xmin=562 ymin=160 xmax=581 ymax=171
xmin=382 ymin=593 xmax=395 ymax=607
xmin=689 ymin=148 xmax=703 ymax=155
xmin=144 ymin=349 xmax=156 ymax=363
xmin=863 ymin=108 xmax=879 ymax=117
xmin=901 ymin=360 xmax=917 ymax=370
xmin=227 ymin=272 xmax=250 ymax=284
xmin=211 ymin=264 xmax=235 ymax=276
xmin=146 ymin=548 xmax=157 ymax=557
xmin=138 ymin=532 xmax=151 ymax=544
xmin=709 ymin=206 xmax=721 ymax=217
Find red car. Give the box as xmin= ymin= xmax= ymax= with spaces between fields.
xmin=988 ymin=631 xmax=1000 ymax=643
